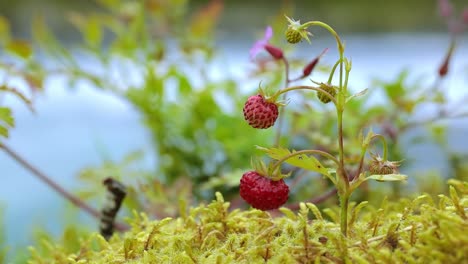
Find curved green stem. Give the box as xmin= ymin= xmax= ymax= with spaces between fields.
xmin=301 ymin=20 xmax=349 ymax=237
xmin=273 ymin=85 xmax=338 ymax=105
xmin=354 ymin=148 xmax=367 ymax=184
xmin=302 ymin=21 xmax=344 ymax=54
xmin=327 ymin=59 xmax=342 ymax=84
xmin=370 ymin=134 xmax=388 ymax=160
xmin=353 ymin=133 xmax=389 ymax=183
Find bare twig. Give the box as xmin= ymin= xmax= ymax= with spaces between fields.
xmin=0 ymin=143 xmax=128 ymax=231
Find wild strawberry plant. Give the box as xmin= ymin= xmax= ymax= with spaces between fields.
xmin=240 ymin=17 xmax=409 ymax=236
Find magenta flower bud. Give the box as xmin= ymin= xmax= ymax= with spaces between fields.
xmin=303 ymin=58 xmax=319 ymax=77
xmin=302 ymin=48 xmax=328 ymax=77
xmin=264 ymin=44 xmax=284 ymax=60
xmin=438 ymin=56 xmax=450 ymax=77
xmin=463 ymin=8 xmax=468 ymax=24
xmin=438 ymin=0 xmax=453 ymax=18
xmin=438 ymin=41 xmax=455 ymax=78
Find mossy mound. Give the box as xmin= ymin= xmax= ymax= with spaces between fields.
xmin=28 ymin=180 xmax=467 ymax=263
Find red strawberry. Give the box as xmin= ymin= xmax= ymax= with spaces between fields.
xmin=240 ymin=171 xmax=289 ymax=210
xmin=243 ymin=94 xmax=279 ymax=129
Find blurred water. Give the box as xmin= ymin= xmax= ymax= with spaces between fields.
xmin=0 ymin=33 xmax=467 ymax=250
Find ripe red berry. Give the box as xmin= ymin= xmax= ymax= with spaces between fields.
xmin=243 ymin=94 xmax=279 ymax=129
xmin=239 ymin=171 xmax=289 ymax=210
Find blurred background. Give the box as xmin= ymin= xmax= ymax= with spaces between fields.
xmin=0 ymin=0 xmax=467 ymax=261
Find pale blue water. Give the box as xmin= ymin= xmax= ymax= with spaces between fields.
xmin=0 ymin=34 xmax=467 ymax=251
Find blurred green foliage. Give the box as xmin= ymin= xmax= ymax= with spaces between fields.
xmin=14 ymin=0 xmax=276 ymax=217
xmin=0 ymin=0 xmax=467 ymax=262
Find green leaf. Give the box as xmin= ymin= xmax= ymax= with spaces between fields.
xmin=256 ymin=146 xmax=331 ymax=177
xmin=0 ymin=125 xmax=8 ymax=137
xmin=84 ymin=16 xmax=102 ymax=48
xmin=367 ymin=174 xmax=408 ymax=182
xmin=6 ymin=39 xmax=33 ymax=59
xmin=346 ymin=88 xmax=368 ymax=103
xmin=0 ymin=15 xmax=11 ymax=43
xmin=430 ymin=125 xmax=446 ymax=146
xmin=0 ymin=107 xmax=14 ymax=127
xmin=68 ymin=13 xmax=102 ymax=48
xmin=0 ymin=107 xmax=14 ymax=138
xmin=381 ymin=69 xmax=408 ymax=101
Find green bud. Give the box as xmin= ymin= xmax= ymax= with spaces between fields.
xmin=317 ymin=83 xmax=336 ymax=104
xmin=368 ymin=154 xmax=401 ymax=175
xmin=285 ymin=28 xmax=302 ymax=44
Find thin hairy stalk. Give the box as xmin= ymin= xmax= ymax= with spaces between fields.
xmin=0 ymin=143 xmax=128 ymax=232
xmin=327 ymin=59 xmax=342 ymax=84
xmin=353 ymin=133 xmax=388 ymax=179
xmin=370 ymin=134 xmax=389 ymax=160
xmin=302 ymin=21 xmax=344 ymax=54
xmin=275 ymin=85 xmax=338 ymax=105
xmin=354 ymin=149 xmax=367 ymax=182
xmin=274 ymin=57 xmax=291 ymax=147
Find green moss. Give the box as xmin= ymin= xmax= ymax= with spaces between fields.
xmin=28 ymin=182 xmax=467 ymax=263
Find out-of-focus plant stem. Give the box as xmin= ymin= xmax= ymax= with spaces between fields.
xmin=0 ymin=143 xmax=128 ymax=232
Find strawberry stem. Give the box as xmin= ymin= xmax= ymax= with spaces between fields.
xmin=273 ymin=85 xmax=338 ymax=105
xmin=274 ymin=56 xmax=292 ymax=147
xmin=370 ymin=134 xmax=389 ymax=161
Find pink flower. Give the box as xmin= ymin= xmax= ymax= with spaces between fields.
xmin=438 ymin=0 xmax=453 ymax=18
xmin=463 ymin=8 xmax=468 ymax=24
xmin=249 ymin=26 xmax=273 ymax=60
xmin=249 ymin=26 xmax=284 ymax=61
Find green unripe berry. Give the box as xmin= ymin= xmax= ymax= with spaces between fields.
xmin=317 ymin=83 xmax=336 ymax=104
xmin=369 ymin=163 xmax=394 ymax=175
xmin=285 ymin=28 xmax=302 ymax=44
xmin=369 ymin=155 xmax=400 ymax=175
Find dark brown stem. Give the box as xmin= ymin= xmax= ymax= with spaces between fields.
xmin=0 ymin=143 xmax=128 ymax=232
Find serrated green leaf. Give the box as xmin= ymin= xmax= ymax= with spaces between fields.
xmin=256 ymin=146 xmax=330 ymax=177
xmin=367 ymin=174 xmax=408 ymax=182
